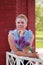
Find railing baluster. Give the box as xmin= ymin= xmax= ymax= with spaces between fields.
xmin=6 ymin=52 xmax=9 ymax=65
xmin=20 ymin=60 xmax=24 ymax=65
xmin=6 ymin=52 xmax=43 ymax=65
xmin=16 ymin=58 xmax=20 ymax=65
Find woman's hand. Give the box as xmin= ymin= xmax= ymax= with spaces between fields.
xmin=31 ymin=52 xmax=39 ymax=58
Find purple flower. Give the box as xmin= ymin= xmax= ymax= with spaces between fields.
xmin=14 ymin=36 xmax=30 ymax=49
xmin=20 ymin=36 xmax=25 ymax=41
xmin=25 ymin=41 xmax=30 ymax=46
xmin=14 ymin=36 xmax=34 ymax=53
xmin=17 ymin=38 xmax=21 ymax=45
xmin=20 ymin=43 xmax=25 ymax=48
xmin=14 ymin=39 xmax=17 ymax=44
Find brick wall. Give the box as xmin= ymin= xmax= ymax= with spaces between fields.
xmin=0 ymin=0 xmax=35 ymax=65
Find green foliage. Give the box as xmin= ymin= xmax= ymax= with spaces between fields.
xmin=36 ymin=1 xmax=43 ymax=31
xmin=36 ymin=0 xmax=43 ymax=48
xmin=36 ymin=31 xmax=43 ymax=48
xmin=36 ymin=42 xmax=43 ymax=48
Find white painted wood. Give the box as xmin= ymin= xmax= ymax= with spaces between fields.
xmin=6 ymin=52 xmax=43 ymax=65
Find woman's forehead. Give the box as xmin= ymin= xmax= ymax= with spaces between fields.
xmin=16 ymin=18 xmax=26 ymax=22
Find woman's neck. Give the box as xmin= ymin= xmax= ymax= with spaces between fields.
xmin=17 ymin=29 xmax=25 ymax=36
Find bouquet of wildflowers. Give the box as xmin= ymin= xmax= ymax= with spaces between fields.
xmin=14 ymin=36 xmax=34 ymax=53
xmin=14 ymin=36 xmax=39 ymax=58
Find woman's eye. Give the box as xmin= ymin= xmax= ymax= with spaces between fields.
xmin=17 ymin=21 xmax=24 ymax=24
xmin=17 ymin=22 xmax=20 ymax=24
xmin=21 ymin=22 xmax=24 ymax=24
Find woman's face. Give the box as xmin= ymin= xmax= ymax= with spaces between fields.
xmin=16 ymin=18 xmax=27 ymax=31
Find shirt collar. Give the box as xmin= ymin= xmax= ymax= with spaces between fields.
xmin=16 ymin=29 xmax=26 ymax=37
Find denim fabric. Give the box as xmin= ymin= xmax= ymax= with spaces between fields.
xmin=9 ymin=29 xmax=33 ymax=51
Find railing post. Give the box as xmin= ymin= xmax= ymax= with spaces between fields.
xmin=16 ymin=58 xmax=20 ymax=65
xmin=6 ymin=52 xmax=43 ymax=65
xmin=6 ymin=52 xmax=9 ymax=65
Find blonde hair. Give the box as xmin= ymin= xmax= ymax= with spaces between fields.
xmin=16 ymin=14 xmax=28 ymax=22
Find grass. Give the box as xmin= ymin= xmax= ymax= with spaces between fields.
xmin=36 ymin=31 xmax=43 ymax=38
xmin=36 ymin=31 xmax=43 ymax=48
xmin=36 ymin=42 xmax=43 ymax=48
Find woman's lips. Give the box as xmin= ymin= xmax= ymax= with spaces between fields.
xmin=18 ymin=26 xmax=24 ymax=28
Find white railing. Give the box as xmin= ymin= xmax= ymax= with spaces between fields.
xmin=6 ymin=52 xmax=43 ymax=65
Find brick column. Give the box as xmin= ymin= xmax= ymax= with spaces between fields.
xmin=16 ymin=0 xmax=28 ymax=16
xmin=28 ymin=0 xmax=35 ymax=51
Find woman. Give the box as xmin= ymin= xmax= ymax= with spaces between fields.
xmin=8 ymin=14 xmax=38 ymax=64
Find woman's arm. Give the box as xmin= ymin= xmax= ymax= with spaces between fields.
xmin=8 ymin=33 xmax=18 ymax=53
xmin=30 ymin=34 xmax=34 ymax=47
xmin=8 ymin=33 xmax=30 ymax=56
xmin=8 ymin=33 xmax=37 ymax=58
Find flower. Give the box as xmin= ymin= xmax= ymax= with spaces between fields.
xmin=14 ymin=36 xmax=34 ymax=53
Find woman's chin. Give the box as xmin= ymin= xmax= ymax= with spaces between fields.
xmin=18 ymin=29 xmax=24 ymax=31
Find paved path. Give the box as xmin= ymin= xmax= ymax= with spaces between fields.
xmin=36 ymin=48 xmax=43 ymax=59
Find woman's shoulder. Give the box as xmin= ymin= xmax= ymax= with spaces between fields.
xmin=8 ymin=29 xmax=17 ymax=35
xmin=25 ymin=29 xmax=33 ymax=34
xmin=25 ymin=29 xmax=33 ymax=38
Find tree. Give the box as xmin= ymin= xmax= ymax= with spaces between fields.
xmin=36 ymin=0 xmax=43 ymax=31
